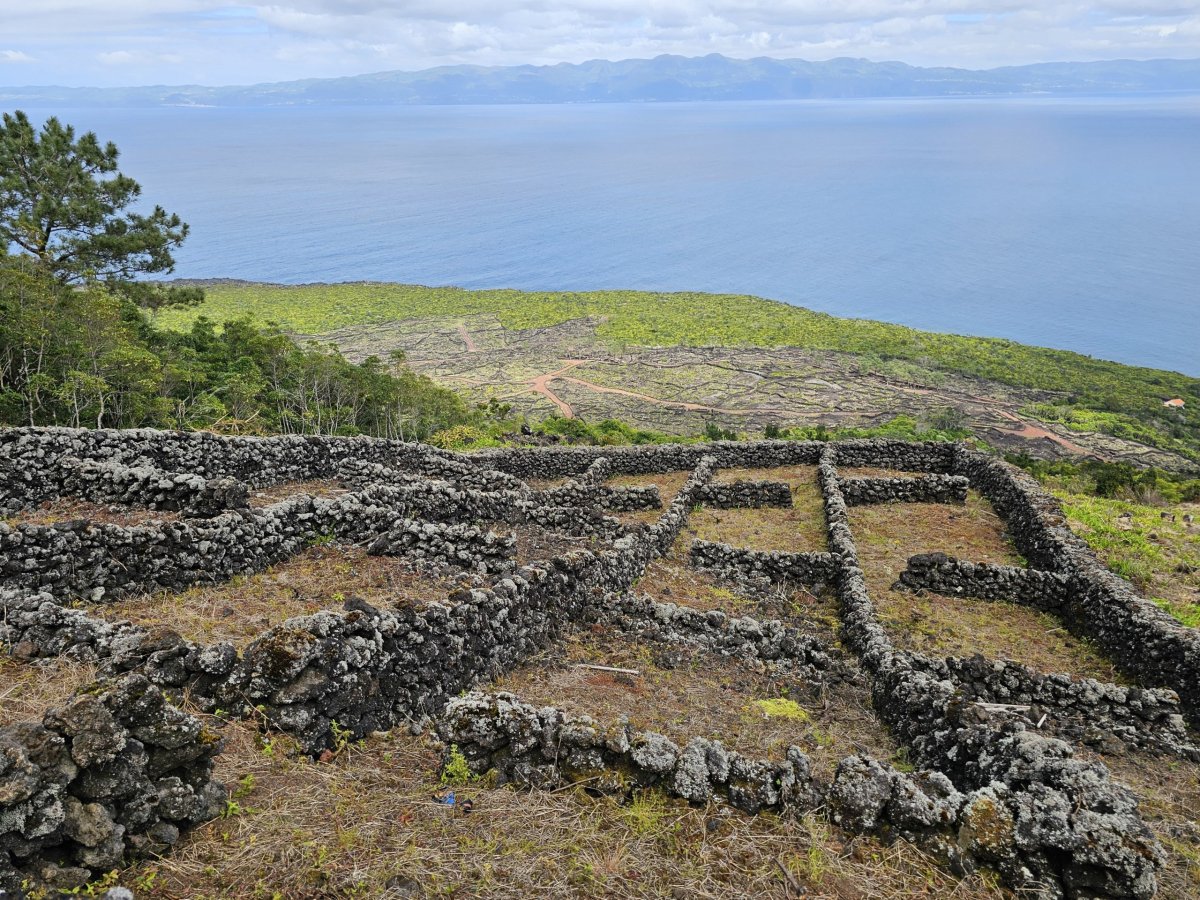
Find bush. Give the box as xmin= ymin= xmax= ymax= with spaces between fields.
xmin=427 ymin=424 xmax=499 ymax=450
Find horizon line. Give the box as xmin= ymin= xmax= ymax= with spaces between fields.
xmin=4 ymin=51 xmax=1200 ymax=93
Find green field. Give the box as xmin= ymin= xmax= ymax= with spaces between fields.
xmin=162 ymin=282 xmax=1200 ymax=460
xmin=1053 ymin=489 xmax=1200 ymax=628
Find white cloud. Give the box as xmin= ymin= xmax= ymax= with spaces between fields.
xmin=97 ymin=48 xmax=185 ymax=67
xmin=1 ymin=49 xmax=35 ymax=63
xmin=0 ymin=2 xmax=1197 ymax=86
xmin=97 ymin=50 xmax=136 ymax=65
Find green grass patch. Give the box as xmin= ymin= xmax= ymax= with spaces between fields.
xmin=1048 ymin=488 xmax=1200 ymax=627
xmin=750 ymin=698 xmax=811 ymax=721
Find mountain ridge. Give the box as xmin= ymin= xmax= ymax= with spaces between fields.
xmin=4 ymin=53 xmax=1200 ymax=107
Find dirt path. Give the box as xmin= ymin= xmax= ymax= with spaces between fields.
xmin=992 ymin=410 xmax=1092 ymax=455
xmin=457 ymin=323 xmax=480 ymax=353
xmin=487 ymin=352 xmax=1101 ymax=457
xmin=872 ymin=378 xmax=1095 ymax=455
xmin=526 ymin=361 xmax=587 ymax=418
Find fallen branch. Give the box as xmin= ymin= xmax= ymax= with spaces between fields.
xmin=974 ymin=702 xmax=1032 ymax=713
xmin=775 ymin=855 xmax=805 ymax=898
xmin=574 ymin=663 xmax=641 ymax=676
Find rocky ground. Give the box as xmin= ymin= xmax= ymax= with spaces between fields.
xmin=305 ymin=314 xmax=1191 ymax=469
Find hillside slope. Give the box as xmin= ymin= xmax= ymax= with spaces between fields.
xmin=162 ymin=282 xmax=1200 ymax=468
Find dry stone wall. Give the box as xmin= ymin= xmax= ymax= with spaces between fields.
xmin=365 ymin=519 xmax=516 ymax=574
xmin=953 ymin=448 xmax=1200 ymax=725
xmin=474 ymin=439 xmax=825 ymax=478
xmin=440 ymin=690 xmax=1156 ymax=895
xmin=440 ymin=691 xmax=820 ymax=812
xmin=899 ymin=552 xmax=1071 ymax=606
xmin=2 ymin=427 xmax=1198 ymax=898
xmin=911 ymin=653 xmax=1196 ymax=759
xmin=603 ymin=593 xmax=843 ymax=681
xmin=694 ymin=478 xmax=793 ymax=508
xmin=813 ymin=445 xmax=1165 ymax=898
xmin=688 ymin=540 xmax=837 ymax=587
xmin=0 ymin=674 xmax=224 ymax=895
xmin=0 ymin=498 xmax=317 ymax=601
xmin=0 ymin=456 xmax=248 ymax=518
xmin=839 ymin=473 xmax=969 ymax=506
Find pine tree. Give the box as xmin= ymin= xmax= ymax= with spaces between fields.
xmin=0 ymin=110 xmax=200 ymax=308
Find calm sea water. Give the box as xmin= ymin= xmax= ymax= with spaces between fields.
xmin=26 ymin=98 xmax=1200 ymax=374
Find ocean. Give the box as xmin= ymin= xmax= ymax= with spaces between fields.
xmin=22 ymin=96 xmax=1200 ymax=374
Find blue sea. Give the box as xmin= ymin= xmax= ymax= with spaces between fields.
xmin=25 ymin=97 xmax=1200 ymax=374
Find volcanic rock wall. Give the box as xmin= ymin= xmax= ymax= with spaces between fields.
xmin=2 ymin=426 xmax=1196 ymax=898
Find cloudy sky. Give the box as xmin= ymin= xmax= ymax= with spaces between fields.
xmin=2 ymin=1 xmax=1199 ymax=87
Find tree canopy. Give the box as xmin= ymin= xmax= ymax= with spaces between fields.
xmin=0 ymin=110 xmax=199 ymax=308
xmin=0 ymin=255 xmax=473 ymax=437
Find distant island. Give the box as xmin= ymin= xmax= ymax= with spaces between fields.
xmin=5 ymin=53 xmax=1200 ymax=107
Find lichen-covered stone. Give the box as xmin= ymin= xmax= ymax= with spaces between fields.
xmin=0 ymin=674 xmax=223 ymax=891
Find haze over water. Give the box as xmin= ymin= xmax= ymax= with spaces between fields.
xmin=31 ymin=96 xmax=1200 ymax=374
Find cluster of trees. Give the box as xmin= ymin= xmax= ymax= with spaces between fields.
xmin=0 ymin=111 xmax=469 ymax=439
xmin=1009 ymin=454 xmax=1200 ymax=503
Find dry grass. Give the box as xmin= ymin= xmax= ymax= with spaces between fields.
xmin=635 ymin=533 xmax=842 ymax=644
xmin=494 ymin=627 xmax=895 ymax=777
xmin=850 ymin=495 xmax=1125 ymax=681
xmin=1089 ymin=750 xmax=1200 ymax=900
xmin=8 ymin=462 xmax=1189 ymax=898
xmin=525 ymin=475 xmax=572 ymax=490
xmin=100 ymin=545 xmax=458 ymax=648
xmin=119 ymin=707 xmax=1008 ymax=900
xmin=249 ymin=478 xmax=349 ymax=507
xmin=606 ymin=471 xmax=694 ymax=525
xmin=848 ymin=493 xmax=1020 ymax=568
xmin=6 ymin=496 xmax=181 ymax=527
xmin=486 ymin=522 xmax=607 ymax=566
xmin=837 ymin=467 xmax=922 ymax=480
xmin=872 ymin=592 xmax=1125 ymax=682
xmin=680 ymin=464 xmax=827 ymax=554
xmin=689 ymin=507 xmax=827 ymax=555
xmin=0 ymin=656 xmax=98 ymax=726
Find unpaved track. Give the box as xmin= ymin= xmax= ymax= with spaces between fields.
xmin=526 ymin=361 xmax=587 ymax=417
xmin=993 ymin=410 xmax=1092 ymax=455
xmin=457 ymin=323 xmax=480 ymax=353
xmin=312 ymin=314 xmax=1191 ymax=468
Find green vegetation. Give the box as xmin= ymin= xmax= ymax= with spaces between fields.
xmin=420 ymin=409 xmax=975 ymax=452
xmin=537 ymin=415 xmax=680 ymax=446
xmin=160 ymin=282 xmax=1200 ymax=455
xmin=0 ymin=259 xmax=471 ymax=437
xmin=1052 ymin=490 xmax=1199 ymax=628
xmin=776 ymin=413 xmax=973 ymax=444
xmin=1023 ymin=403 xmax=1199 ymax=464
xmin=750 ymin=698 xmax=810 ymax=721
xmin=1011 ymin=456 xmax=1200 ymax=503
xmin=439 ymin=745 xmax=476 ymax=787
xmin=1016 ymin=457 xmax=1200 ymax=628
